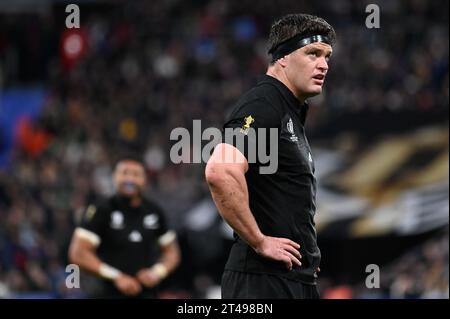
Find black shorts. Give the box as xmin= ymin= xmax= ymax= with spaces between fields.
xmin=221 ymin=270 xmax=320 ymax=299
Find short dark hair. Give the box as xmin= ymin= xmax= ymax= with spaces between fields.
xmin=268 ymin=13 xmax=336 ymax=54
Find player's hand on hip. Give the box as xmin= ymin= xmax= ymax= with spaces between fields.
xmin=254 ymin=235 xmax=302 ymax=270
xmin=114 ymin=274 xmax=142 ymax=296
xmin=136 ymin=268 xmax=162 ymax=288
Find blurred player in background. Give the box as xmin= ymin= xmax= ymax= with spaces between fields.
xmin=68 ymin=158 xmax=180 ymax=298
xmin=205 ymin=13 xmax=335 ymax=299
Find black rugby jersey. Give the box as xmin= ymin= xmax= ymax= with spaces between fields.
xmin=78 ymin=195 xmax=174 ymax=296
xmin=222 ymin=74 xmax=320 ymax=284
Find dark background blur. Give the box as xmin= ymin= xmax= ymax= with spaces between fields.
xmin=0 ymin=0 xmax=448 ymax=299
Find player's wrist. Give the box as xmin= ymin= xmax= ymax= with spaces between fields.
xmin=98 ymin=263 xmax=122 ymax=281
xmin=149 ymin=263 xmax=168 ymax=280
xmin=250 ymin=233 xmax=266 ymax=252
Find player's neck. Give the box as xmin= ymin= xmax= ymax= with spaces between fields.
xmin=129 ymin=195 xmax=142 ymax=208
xmin=117 ymin=193 xmax=142 ymax=208
xmin=266 ymin=68 xmax=306 ymax=105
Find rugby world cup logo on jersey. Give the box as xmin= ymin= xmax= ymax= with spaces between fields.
xmin=110 ymin=211 xmax=125 ymax=229
xmin=287 ymin=118 xmax=298 ymax=142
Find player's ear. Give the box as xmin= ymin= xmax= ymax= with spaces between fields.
xmin=278 ymin=56 xmax=288 ymax=68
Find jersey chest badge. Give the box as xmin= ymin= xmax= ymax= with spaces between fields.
xmin=110 ymin=211 xmax=125 ymax=229
xmin=84 ymin=205 xmax=97 ymax=222
xmin=143 ymin=214 xmax=160 ymax=229
xmin=287 ymin=118 xmax=298 ymax=142
xmin=240 ymin=115 xmax=254 ymax=135
xmin=128 ymin=230 xmax=143 ymax=242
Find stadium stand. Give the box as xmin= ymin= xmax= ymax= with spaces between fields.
xmin=0 ymin=0 xmax=448 ymax=298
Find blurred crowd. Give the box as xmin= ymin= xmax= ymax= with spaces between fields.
xmin=0 ymin=0 xmax=448 ymax=298
xmin=384 ymin=230 xmax=449 ymax=299
xmin=319 ymin=229 xmax=449 ymax=299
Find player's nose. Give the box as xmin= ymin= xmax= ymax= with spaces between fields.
xmin=317 ymin=57 xmax=328 ymax=72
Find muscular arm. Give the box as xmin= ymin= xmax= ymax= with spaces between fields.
xmin=68 ymin=230 xmax=103 ymax=275
xmin=205 ymin=143 xmax=302 ymax=270
xmin=205 ymin=143 xmax=264 ymax=249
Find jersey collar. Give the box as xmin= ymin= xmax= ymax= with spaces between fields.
xmin=258 ymin=74 xmax=310 ymax=125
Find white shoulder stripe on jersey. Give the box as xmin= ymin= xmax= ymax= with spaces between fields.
xmin=158 ymin=230 xmax=176 ymax=246
xmin=75 ymin=227 xmax=101 ymax=246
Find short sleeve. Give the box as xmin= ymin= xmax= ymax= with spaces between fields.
xmin=152 ymin=204 xmax=176 ymax=246
xmin=75 ymin=203 xmax=109 ymax=246
xmin=223 ymin=98 xmax=281 ymax=166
